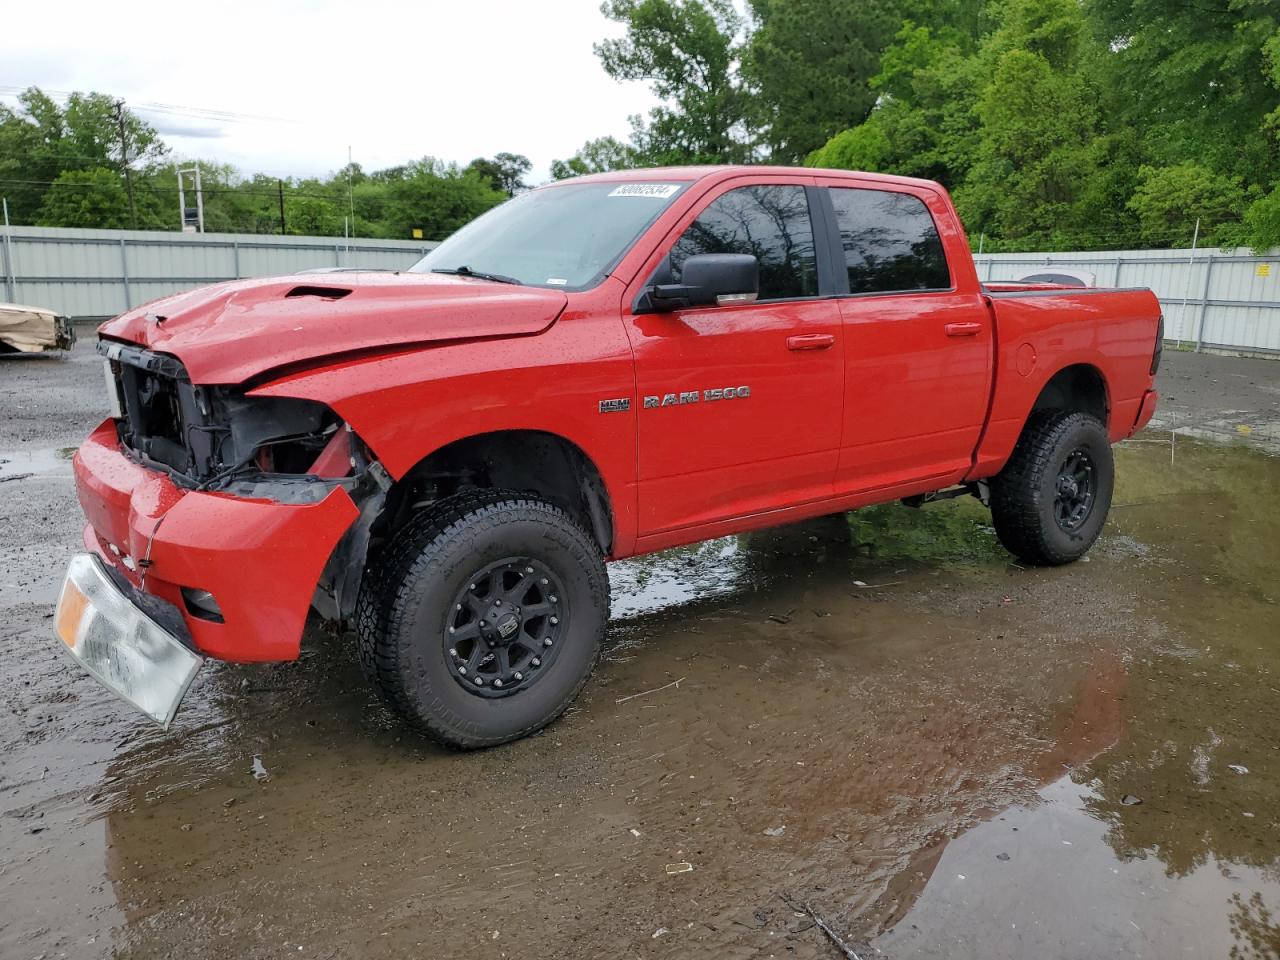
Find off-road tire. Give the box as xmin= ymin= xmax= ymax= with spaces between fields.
xmin=990 ymin=411 xmax=1114 ymax=566
xmin=356 ymin=490 xmax=608 ymax=749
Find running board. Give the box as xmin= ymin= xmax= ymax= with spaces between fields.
xmin=901 ymin=480 xmax=990 ymax=509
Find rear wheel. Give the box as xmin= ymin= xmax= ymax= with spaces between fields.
xmin=356 ymin=490 xmax=608 ymax=749
xmin=990 ymin=411 xmax=1114 ymax=566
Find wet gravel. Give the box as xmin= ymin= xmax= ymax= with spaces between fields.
xmin=1 ymin=340 xmax=1278 ymax=959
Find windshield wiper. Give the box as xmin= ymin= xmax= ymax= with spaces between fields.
xmin=431 ymin=265 xmax=522 ymax=286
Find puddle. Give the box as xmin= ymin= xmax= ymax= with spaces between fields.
xmin=0 ymin=445 xmax=76 ymax=481
xmin=873 ymin=773 xmax=1280 ymax=959
xmin=3 ymin=433 xmax=1279 ymax=959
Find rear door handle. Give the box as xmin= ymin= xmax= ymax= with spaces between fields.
xmin=944 ymin=322 xmax=983 ymax=338
xmin=786 ymin=333 xmax=835 ymax=351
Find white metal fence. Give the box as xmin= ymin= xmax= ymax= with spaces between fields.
xmin=3 ymin=226 xmax=1276 ymax=354
xmin=0 ymin=224 xmax=438 ymax=320
xmin=975 ymin=247 xmax=1280 ymax=357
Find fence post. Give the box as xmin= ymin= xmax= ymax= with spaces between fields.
xmin=119 ymin=238 xmax=132 ymax=310
xmin=232 ymin=240 xmax=241 ymax=279
xmin=1111 ymin=255 xmax=1123 ymax=288
xmin=1193 ymin=253 xmax=1215 ymax=353
xmin=1 ymin=197 xmax=14 ymax=302
xmin=334 ymin=242 xmax=341 ymax=267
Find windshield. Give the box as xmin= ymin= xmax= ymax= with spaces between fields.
xmin=409 ymin=181 xmax=687 ymax=290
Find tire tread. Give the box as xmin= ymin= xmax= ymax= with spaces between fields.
xmin=355 ymin=489 xmax=606 ymax=749
xmin=990 ymin=411 xmax=1111 ymax=566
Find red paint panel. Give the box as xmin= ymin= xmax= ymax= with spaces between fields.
xmin=969 ymin=289 xmax=1161 ymax=478
xmin=252 ymin=285 xmax=642 ymax=556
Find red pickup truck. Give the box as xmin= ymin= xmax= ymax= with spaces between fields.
xmin=55 ymin=166 xmax=1161 ymax=748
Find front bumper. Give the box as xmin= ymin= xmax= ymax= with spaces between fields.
xmin=71 ymin=419 xmax=360 ymax=662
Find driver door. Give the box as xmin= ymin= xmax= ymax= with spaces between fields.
xmin=623 ymin=177 xmax=844 ymax=544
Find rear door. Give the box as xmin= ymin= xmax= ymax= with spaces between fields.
xmin=623 ymin=177 xmax=844 ymax=539
xmin=816 ymin=179 xmax=993 ymax=493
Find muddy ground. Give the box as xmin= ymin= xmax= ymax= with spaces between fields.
xmin=2 ymin=342 xmax=1279 ymax=960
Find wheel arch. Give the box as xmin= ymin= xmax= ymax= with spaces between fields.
xmin=1028 ymin=363 xmax=1110 ymax=430
xmin=375 ymin=429 xmax=615 ymax=557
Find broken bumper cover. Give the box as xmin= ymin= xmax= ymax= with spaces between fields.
xmin=55 ymin=553 xmax=203 ymax=728
xmin=72 ymin=419 xmax=360 ymax=663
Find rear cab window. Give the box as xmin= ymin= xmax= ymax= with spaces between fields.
xmin=827 ymin=187 xmax=951 ymax=294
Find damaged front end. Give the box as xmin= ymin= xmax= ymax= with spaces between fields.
xmin=99 ymin=338 xmax=388 ymax=624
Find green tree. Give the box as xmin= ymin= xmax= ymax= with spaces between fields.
xmin=1126 ymin=162 xmax=1247 ymax=247
xmin=0 ymin=87 xmax=166 ymax=224
xmin=956 ymin=47 xmax=1104 ymax=246
xmin=380 ymin=158 xmax=507 ymax=239
xmin=549 ymin=136 xmax=638 ymax=179
xmin=596 ymin=0 xmax=754 ymax=164
xmin=466 ymin=153 xmax=532 ymax=196
xmin=1240 ymin=188 xmax=1280 ymax=252
xmin=1086 ymin=0 xmax=1279 ymax=185
xmin=744 ymin=0 xmax=900 ymax=161
xmin=35 ymin=167 xmax=132 ymax=228
xmin=806 ymin=118 xmax=892 ymax=171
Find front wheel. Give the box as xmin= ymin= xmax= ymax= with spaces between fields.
xmin=356 ymin=490 xmax=608 ymax=749
xmin=989 ymin=411 xmax=1114 ymax=566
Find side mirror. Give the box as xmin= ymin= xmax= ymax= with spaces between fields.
xmin=649 ymin=254 xmax=759 ymax=311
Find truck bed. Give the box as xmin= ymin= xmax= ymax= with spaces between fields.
xmin=968 ymin=283 xmax=1162 ymax=479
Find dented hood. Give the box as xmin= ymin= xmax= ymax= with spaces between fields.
xmin=97 ymin=271 xmax=569 ymax=384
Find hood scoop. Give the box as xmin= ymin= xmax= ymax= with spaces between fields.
xmin=284 ymin=285 xmax=352 ymax=300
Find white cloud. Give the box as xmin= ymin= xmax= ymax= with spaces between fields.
xmin=0 ymin=0 xmax=659 ymax=183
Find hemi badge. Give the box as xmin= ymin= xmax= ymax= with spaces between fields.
xmin=598 ymin=398 xmax=631 ymax=413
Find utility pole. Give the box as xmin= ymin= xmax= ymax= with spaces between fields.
xmin=114 ymin=100 xmax=138 ymax=230
xmin=347 ymin=146 xmax=356 ymax=240
xmin=277 ymin=179 xmax=287 ymax=235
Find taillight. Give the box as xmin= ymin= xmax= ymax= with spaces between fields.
xmin=1150 ymin=315 xmax=1164 ymax=375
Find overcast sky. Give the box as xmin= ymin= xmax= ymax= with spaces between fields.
xmin=1 ymin=0 xmax=661 ymax=184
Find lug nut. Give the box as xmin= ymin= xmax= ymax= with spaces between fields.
xmin=474 ymin=676 xmax=483 ymax=685
xmin=543 ymin=638 xmax=553 ymax=647
xmin=456 ymin=604 xmax=462 ymax=611
xmin=469 ymin=583 xmax=476 ymax=590
xmin=550 ymin=616 xmax=559 ymax=625
xmin=526 ymin=567 xmax=534 ymax=574
xmin=449 ymin=648 xmax=457 ymax=657
xmin=540 ymin=578 xmax=548 ymax=585
xmin=459 ymin=666 xmax=467 ymax=675
xmin=549 ymin=595 xmax=558 ymax=603
xmin=494 ymin=679 xmax=503 ymax=688
xmin=448 ymin=626 xmax=455 ymax=634
xmin=531 ymin=658 xmax=541 ymax=667
xmin=479 ymin=619 xmax=486 ymax=626
xmin=514 ymin=672 xmax=523 ymax=681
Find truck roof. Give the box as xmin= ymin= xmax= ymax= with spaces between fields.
xmin=560 ymin=164 xmax=945 ymax=192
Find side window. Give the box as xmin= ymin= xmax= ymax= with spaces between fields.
xmin=829 ymin=188 xmax=951 ymax=294
xmin=670 ymin=185 xmax=818 ymax=300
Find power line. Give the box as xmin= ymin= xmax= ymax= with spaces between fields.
xmin=0 ymin=85 xmax=289 ymax=125
xmin=0 ymin=177 xmax=355 ymax=204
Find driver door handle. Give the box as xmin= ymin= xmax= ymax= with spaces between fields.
xmin=944 ymin=322 xmax=983 ymax=338
xmin=786 ymin=333 xmax=835 ymax=351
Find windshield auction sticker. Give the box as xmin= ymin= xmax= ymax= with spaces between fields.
xmin=608 ymin=184 xmax=681 ymax=199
